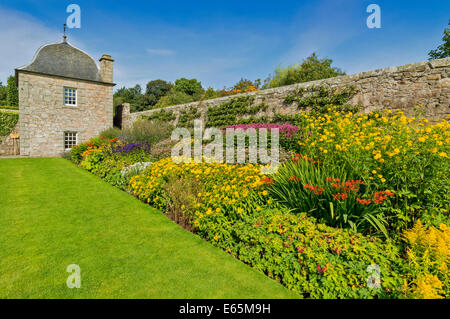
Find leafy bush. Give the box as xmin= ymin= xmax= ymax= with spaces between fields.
xmin=264 ymin=53 xmax=345 ymax=88
xmin=233 ymin=209 xmax=404 ymax=298
xmin=154 ymin=89 xmax=195 ymax=109
xmin=120 ymin=119 xmax=174 ymax=146
xmin=0 ymin=110 xmax=19 ymax=136
xmin=100 ymin=127 xmax=122 ymax=140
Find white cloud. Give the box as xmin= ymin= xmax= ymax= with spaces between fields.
xmin=0 ymin=7 xmax=62 ymax=83
xmin=147 ymin=48 xmax=176 ymax=56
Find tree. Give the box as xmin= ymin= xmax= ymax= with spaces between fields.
xmin=154 ymin=88 xmax=194 ymax=109
xmin=0 ymin=81 xmax=7 ymax=105
xmin=429 ymin=20 xmax=450 ymax=60
xmin=174 ymin=78 xmax=204 ymax=98
xmin=6 ymin=76 xmax=18 ymax=106
xmin=231 ymin=78 xmax=261 ymax=94
xmin=145 ymin=79 xmax=173 ymax=103
xmin=113 ymin=84 xmax=145 ymax=112
xmin=264 ymin=53 xmax=345 ymax=88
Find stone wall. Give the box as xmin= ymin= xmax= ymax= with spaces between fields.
xmin=0 ymin=125 xmax=19 ymax=156
xmin=123 ymin=58 xmax=450 ymax=129
xmin=18 ymin=72 xmax=114 ymax=157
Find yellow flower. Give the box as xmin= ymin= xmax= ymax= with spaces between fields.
xmin=439 ymin=152 xmax=447 ymax=158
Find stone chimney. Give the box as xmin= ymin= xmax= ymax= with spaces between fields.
xmin=99 ymin=54 xmax=114 ymax=83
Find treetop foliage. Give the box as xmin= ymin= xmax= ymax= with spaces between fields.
xmin=114 ymin=53 xmax=345 ymax=112
xmin=429 ymin=20 xmax=450 ymax=60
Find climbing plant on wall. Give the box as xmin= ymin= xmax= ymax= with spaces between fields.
xmin=206 ymin=96 xmax=268 ymax=128
xmin=141 ymin=109 xmax=176 ymax=122
xmin=177 ymin=106 xmax=201 ymax=128
xmin=285 ymin=85 xmax=360 ymax=114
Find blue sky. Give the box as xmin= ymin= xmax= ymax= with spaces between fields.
xmin=0 ymin=0 xmax=449 ymax=90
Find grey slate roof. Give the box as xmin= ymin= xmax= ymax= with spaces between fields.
xmin=17 ymin=41 xmax=104 ymax=83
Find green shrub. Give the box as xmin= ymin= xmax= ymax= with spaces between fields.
xmin=100 ymin=127 xmax=122 ymax=140
xmin=0 ymin=110 xmax=19 ymax=136
xmin=264 ymin=53 xmax=345 ymax=88
xmin=232 ymin=209 xmax=404 ymax=298
xmin=120 ymin=120 xmax=173 ymax=146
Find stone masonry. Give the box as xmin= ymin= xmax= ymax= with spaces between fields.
xmin=123 ymin=58 xmax=450 ymax=128
xmin=14 ymin=39 xmax=115 ymax=157
xmin=0 ymin=125 xmax=20 ymax=156
xmin=18 ymin=72 xmax=114 ymax=157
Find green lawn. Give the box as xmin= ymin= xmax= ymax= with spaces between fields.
xmin=0 ymin=158 xmax=296 ymax=298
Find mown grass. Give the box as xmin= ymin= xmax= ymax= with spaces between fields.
xmin=0 ymin=158 xmax=296 ymax=298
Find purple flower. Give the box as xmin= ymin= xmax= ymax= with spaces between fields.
xmin=112 ymin=142 xmax=151 ymax=155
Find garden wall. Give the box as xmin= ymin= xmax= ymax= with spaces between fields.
xmin=0 ymin=125 xmax=19 ymax=156
xmin=121 ymin=57 xmax=450 ymax=128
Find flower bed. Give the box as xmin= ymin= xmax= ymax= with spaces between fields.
xmin=296 ymin=107 xmax=450 ymax=232
xmin=71 ymin=107 xmax=450 ymax=299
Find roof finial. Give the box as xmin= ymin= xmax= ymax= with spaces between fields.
xmin=63 ymin=23 xmax=67 ymax=42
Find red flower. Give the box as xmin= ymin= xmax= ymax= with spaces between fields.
xmin=332 ymin=193 xmax=348 ymax=200
xmin=357 ymin=198 xmax=372 ymax=205
xmin=289 ymin=176 xmax=301 ymax=183
xmin=317 ymin=264 xmax=327 ymax=275
xmin=303 ymin=184 xmax=324 ymax=195
xmin=261 ymin=177 xmax=274 ymax=184
xmin=372 ymin=190 xmax=395 ymax=204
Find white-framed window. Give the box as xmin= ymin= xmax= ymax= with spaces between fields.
xmin=64 ymin=87 xmax=77 ymax=106
xmin=64 ymin=132 xmax=78 ymax=150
